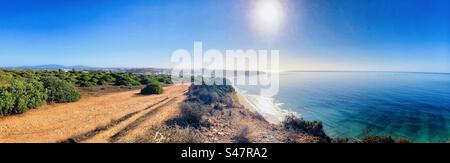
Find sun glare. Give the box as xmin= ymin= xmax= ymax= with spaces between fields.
xmin=252 ymin=0 xmax=284 ymax=35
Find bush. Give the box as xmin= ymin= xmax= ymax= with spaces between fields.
xmin=361 ymin=135 xmax=395 ymax=143
xmin=187 ymin=84 xmax=235 ymax=107
xmin=98 ymin=74 xmax=114 ymax=85
xmin=166 ymin=102 xmax=213 ymax=128
xmin=140 ymin=82 xmax=164 ymax=95
xmin=166 ymin=83 xmax=235 ymax=128
xmin=163 ymin=127 xmax=203 ymax=143
xmin=25 ymin=79 xmax=48 ymax=109
xmin=0 ymin=85 xmax=14 ymax=115
xmin=159 ymin=127 xmax=203 ymax=143
xmin=76 ymin=73 xmax=97 ymax=87
xmin=155 ymin=74 xmax=173 ymax=84
xmin=0 ymin=70 xmax=13 ymax=85
xmin=0 ymin=79 xmax=47 ymax=115
xmin=113 ymin=73 xmax=141 ymax=86
xmin=180 ymin=102 xmax=206 ymax=127
xmin=282 ymin=114 xmax=330 ymax=142
xmin=331 ymin=137 xmax=355 ymax=143
xmin=139 ymin=76 xmax=157 ymax=85
xmin=42 ymin=77 xmax=81 ymax=104
xmin=395 ymin=137 xmax=412 ymax=143
xmin=4 ymin=81 xmax=28 ymax=114
xmin=74 ymin=72 xmax=117 ymax=87
xmin=282 ymin=114 xmax=324 ymax=134
xmin=136 ymin=126 xmax=203 ymax=143
xmin=361 ymin=135 xmax=411 ymax=143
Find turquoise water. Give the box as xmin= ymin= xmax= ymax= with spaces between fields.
xmin=235 ymin=72 xmax=450 ymax=142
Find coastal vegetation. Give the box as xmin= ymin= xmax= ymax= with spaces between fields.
xmin=0 ymin=69 xmax=172 ymax=116
xmin=332 ymin=135 xmax=411 ymax=143
xmin=282 ymin=114 xmax=330 ymax=143
xmin=0 ymin=78 xmax=47 ymax=115
xmin=0 ymin=69 xmax=172 ymax=88
xmin=134 ymin=83 xmax=241 ymax=143
xmin=42 ymin=77 xmax=81 ymax=103
xmin=280 ymin=113 xmax=411 ymax=143
xmin=171 ymin=84 xmax=236 ymax=128
xmin=140 ymin=82 xmax=164 ymax=95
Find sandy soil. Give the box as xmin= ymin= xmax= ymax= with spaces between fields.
xmin=200 ymin=92 xmax=287 ymax=143
xmin=0 ymin=85 xmax=189 ymax=143
xmin=112 ymin=94 xmax=187 ymax=143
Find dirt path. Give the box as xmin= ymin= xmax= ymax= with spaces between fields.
xmin=0 ymin=85 xmax=189 ymax=143
xmin=112 ymin=94 xmax=187 ymax=143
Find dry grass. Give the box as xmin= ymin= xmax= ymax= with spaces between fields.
xmin=233 ymin=127 xmax=252 ymax=143
xmin=134 ymin=126 xmax=203 ymax=143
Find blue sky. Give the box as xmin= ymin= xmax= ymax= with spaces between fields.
xmin=0 ymin=0 xmax=448 ymax=72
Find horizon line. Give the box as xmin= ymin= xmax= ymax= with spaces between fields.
xmin=2 ymin=64 xmax=449 ymax=75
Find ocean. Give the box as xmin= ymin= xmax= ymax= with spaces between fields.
xmin=234 ymin=71 xmax=450 ymax=142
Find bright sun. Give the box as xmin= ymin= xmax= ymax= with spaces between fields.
xmin=252 ymin=0 xmax=284 ymax=35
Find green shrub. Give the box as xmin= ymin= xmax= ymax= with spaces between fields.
xmin=7 ymin=81 xmax=28 ymax=114
xmin=139 ymin=76 xmax=157 ymax=85
xmin=155 ymin=74 xmax=173 ymax=84
xmin=77 ymin=80 xmax=97 ymax=87
xmin=0 ymin=79 xmax=47 ymax=115
xmin=282 ymin=114 xmax=328 ymax=137
xmin=361 ymin=135 xmax=395 ymax=143
xmin=74 ymin=72 xmax=115 ymax=87
xmin=98 ymin=74 xmax=114 ymax=85
xmin=0 ymin=70 xmax=13 ymax=85
xmin=113 ymin=73 xmax=140 ymax=86
xmin=332 ymin=136 xmax=411 ymax=143
xmin=24 ymin=79 xmax=48 ymax=109
xmin=76 ymin=73 xmax=97 ymax=87
xmin=0 ymin=85 xmax=15 ymax=115
xmin=42 ymin=77 xmax=81 ymax=103
xmin=140 ymin=82 xmax=164 ymax=95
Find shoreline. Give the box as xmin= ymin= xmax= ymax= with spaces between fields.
xmin=233 ymin=86 xmax=288 ymax=124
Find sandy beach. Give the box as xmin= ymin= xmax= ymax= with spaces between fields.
xmin=234 ymin=88 xmax=287 ymax=124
